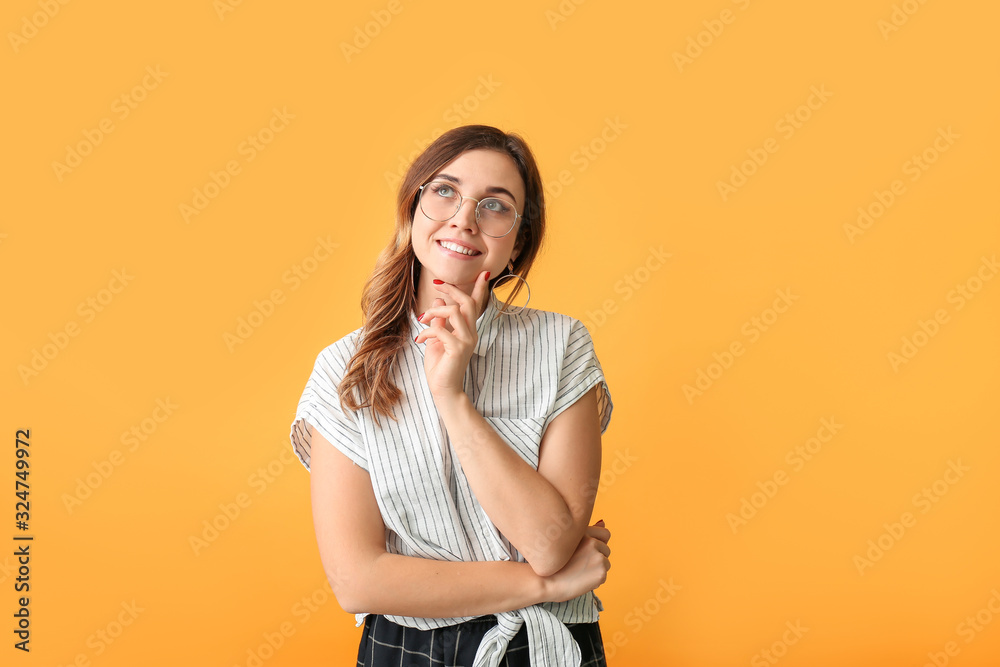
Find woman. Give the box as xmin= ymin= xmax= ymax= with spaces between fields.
xmin=290 ymin=125 xmax=614 ymax=666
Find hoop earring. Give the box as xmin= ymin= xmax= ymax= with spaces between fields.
xmin=410 ymin=255 xmax=419 ymax=296
xmin=490 ymin=260 xmax=530 ymax=316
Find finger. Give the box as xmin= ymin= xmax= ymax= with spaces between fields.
xmin=586 ymin=527 xmax=611 ymax=544
xmin=427 ymin=299 xmax=470 ymax=340
xmin=473 ymin=269 xmax=491 ymax=315
xmin=431 ymin=279 xmax=470 ymax=304
xmin=433 ymin=278 xmax=477 ymax=322
xmin=416 ymin=300 xmax=447 ymax=342
xmin=417 ymin=324 xmax=461 ymax=350
xmin=418 ymin=302 xmax=458 ymax=324
xmin=430 ymin=298 xmax=475 ymax=341
xmin=589 ymin=538 xmax=610 ymax=556
xmin=416 ymin=303 xmax=447 ymax=344
xmin=430 ymin=298 xmax=448 ymax=327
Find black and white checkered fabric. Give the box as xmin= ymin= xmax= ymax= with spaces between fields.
xmin=356 ymin=614 xmax=608 ymax=667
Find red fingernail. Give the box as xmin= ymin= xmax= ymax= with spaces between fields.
xmin=414 ymin=335 xmax=418 ymax=342
xmin=417 ymin=312 xmax=424 ymax=320
xmin=485 ymin=271 xmax=490 ymax=280
xmin=597 ymin=519 xmax=605 ymax=524
xmin=432 ymin=279 xmax=444 ymax=285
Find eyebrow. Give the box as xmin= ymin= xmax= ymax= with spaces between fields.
xmin=433 ymin=173 xmax=519 ymax=205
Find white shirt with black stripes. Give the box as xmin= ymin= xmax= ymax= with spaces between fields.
xmin=290 ymin=294 xmax=613 ymax=667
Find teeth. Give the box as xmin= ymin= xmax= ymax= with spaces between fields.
xmin=439 ymin=240 xmax=479 ymax=256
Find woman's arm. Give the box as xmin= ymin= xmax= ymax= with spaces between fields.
xmin=416 ymin=277 xmax=605 ymax=578
xmin=433 ymin=385 xmax=603 ymax=578
xmin=308 ymin=422 xmax=609 ymax=617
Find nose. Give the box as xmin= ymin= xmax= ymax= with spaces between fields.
xmin=452 ymin=197 xmax=479 ymax=233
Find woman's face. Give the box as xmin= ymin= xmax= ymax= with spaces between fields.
xmin=411 ymin=148 xmax=526 ymax=291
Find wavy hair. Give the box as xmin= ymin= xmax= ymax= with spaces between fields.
xmin=339 ymin=125 xmax=547 ymax=425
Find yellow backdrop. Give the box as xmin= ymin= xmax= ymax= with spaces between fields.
xmin=4 ymin=0 xmax=999 ymax=665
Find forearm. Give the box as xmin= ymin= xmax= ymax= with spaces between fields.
xmin=434 ymin=393 xmax=586 ymax=576
xmin=340 ymin=552 xmax=549 ymax=618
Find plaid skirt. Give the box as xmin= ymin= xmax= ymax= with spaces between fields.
xmin=355 ymin=613 xmax=607 ymax=667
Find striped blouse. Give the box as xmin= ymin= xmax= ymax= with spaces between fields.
xmin=289 ymin=294 xmax=613 ymax=666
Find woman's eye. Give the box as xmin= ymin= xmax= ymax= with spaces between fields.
xmin=483 ymin=199 xmax=507 ymax=213
xmin=434 ymin=184 xmax=455 ymax=197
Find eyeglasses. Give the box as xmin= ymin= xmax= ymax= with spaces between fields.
xmin=417 ymin=180 xmax=522 ymax=238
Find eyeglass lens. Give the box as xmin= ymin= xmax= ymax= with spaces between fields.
xmin=420 ymin=182 xmax=517 ymax=237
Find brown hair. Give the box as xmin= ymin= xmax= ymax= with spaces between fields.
xmin=339 ymin=125 xmax=547 ymax=425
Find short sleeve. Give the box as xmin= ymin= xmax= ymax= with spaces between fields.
xmin=544 ymin=318 xmax=613 ymax=435
xmin=289 ymin=338 xmax=368 ymax=472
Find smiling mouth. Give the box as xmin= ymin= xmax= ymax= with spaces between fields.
xmin=437 ymin=240 xmax=481 ymax=256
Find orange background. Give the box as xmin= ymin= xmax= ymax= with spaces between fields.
xmin=3 ymin=0 xmax=999 ymax=665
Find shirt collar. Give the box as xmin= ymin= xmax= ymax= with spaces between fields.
xmin=409 ymin=296 xmax=503 ymax=357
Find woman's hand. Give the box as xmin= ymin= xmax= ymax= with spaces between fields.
xmin=541 ymin=520 xmax=612 ymax=603
xmin=414 ymin=270 xmax=491 ymax=400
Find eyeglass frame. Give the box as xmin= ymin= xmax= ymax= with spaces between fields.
xmin=417 ymin=180 xmax=524 ymax=238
